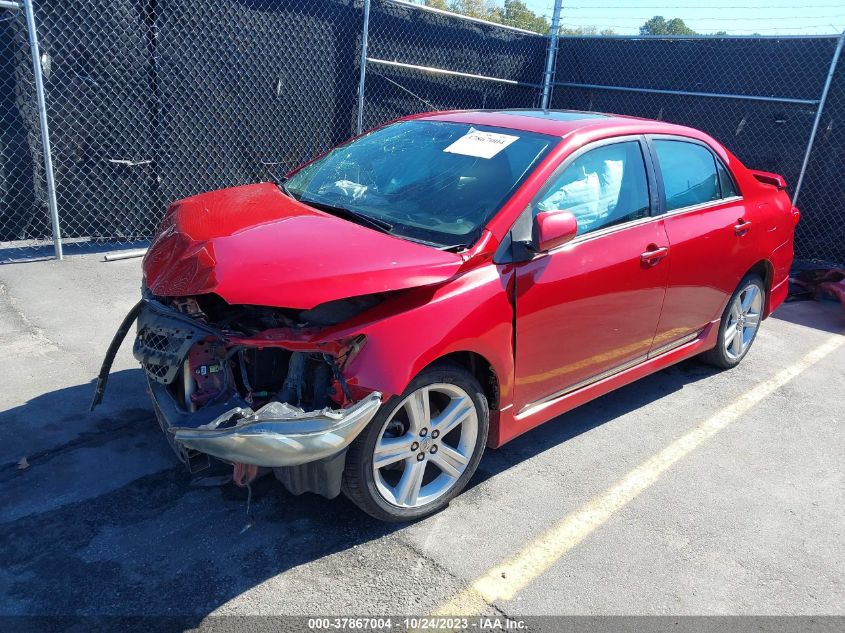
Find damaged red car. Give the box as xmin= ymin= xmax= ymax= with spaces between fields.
xmin=93 ymin=109 xmax=799 ymax=521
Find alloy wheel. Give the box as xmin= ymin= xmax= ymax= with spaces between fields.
xmin=372 ymin=383 xmax=478 ymax=509
xmin=723 ymin=282 xmax=763 ymax=361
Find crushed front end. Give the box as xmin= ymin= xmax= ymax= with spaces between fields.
xmin=95 ymin=291 xmax=382 ymax=497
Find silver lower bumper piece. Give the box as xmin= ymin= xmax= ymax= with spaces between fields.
xmin=170 ymin=392 xmax=382 ymax=467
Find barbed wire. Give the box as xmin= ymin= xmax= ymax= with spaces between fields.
xmin=405 ymin=2 xmax=843 ymax=34
xmin=560 ymin=14 xmax=845 ymax=21
xmin=557 ymin=25 xmax=843 ymax=33
xmin=564 ymin=3 xmax=843 ymax=8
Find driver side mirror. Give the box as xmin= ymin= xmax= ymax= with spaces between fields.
xmin=532 ymin=210 xmax=578 ymax=252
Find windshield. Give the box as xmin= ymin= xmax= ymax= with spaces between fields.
xmin=285 ymin=120 xmax=557 ymax=248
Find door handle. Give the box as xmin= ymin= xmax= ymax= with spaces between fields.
xmin=640 ymin=245 xmax=669 ymax=265
xmin=734 ymin=219 xmax=752 ymax=236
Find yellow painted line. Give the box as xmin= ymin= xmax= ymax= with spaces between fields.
xmin=433 ymin=333 xmax=845 ymax=616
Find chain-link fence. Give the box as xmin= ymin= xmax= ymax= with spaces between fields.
xmin=362 ymin=0 xmax=544 ymax=130
xmin=1 ymin=0 xmax=365 ymax=261
xmin=1 ymin=0 xmax=844 ymax=265
xmin=790 ymin=39 xmax=845 ymax=265
xmin=550 ymin=34 xmax=845 ymax=265
xmin=0 ymin=0 xmax=53 ymax=256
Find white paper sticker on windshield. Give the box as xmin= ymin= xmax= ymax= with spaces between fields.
xmin=444 ymin=129 xmax=519 ymax=159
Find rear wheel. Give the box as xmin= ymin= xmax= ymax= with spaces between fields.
xmin=701 ymin=274 xmax=765 ymax=369
xmin=342 ymin=363 xmax=489 ymax=522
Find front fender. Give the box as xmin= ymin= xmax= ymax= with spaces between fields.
xmin=342 ymin=264 xmax=515 ymax=410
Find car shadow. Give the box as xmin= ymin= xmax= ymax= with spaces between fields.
xmin=469 ymin=356 xmax=721 ymax=487
xmin=0 ymin=360 xmax=719 ymax=624
xmin=771 ymin=298 xmax=845 ymax=334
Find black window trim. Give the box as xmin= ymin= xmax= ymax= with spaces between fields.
xmin=644 ymin=134 xmax=743 ymax=217
xmin=517 ymin=134 xmax=659 ymax=250
xmin=535 ymin=134 xmax=659 ymax=220
xmin=715 ymin=154 xmax=740 ymax=199
xmin=496 ymin=134 xmax=670 ymax=263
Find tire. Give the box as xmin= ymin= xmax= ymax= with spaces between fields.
xmin=342 ymin=362 xmax=489 ymax=522
xmin=700 ymin=274 xmax=765 ymax=369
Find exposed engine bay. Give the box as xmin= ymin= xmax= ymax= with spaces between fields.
xmin=92 ymin=290 xmax=384 ymax=498
xmin=141 ymin=292 xmax=380 ymax=411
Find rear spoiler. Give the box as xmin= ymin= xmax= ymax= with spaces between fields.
xmin=750 ymin=169 xmax=787 ymax=190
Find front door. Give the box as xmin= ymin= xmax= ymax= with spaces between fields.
xmin=513 ymin=138 xmax=670 ymax=412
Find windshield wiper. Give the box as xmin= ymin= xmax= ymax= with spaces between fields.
xmin=262 ymin=162 xmax=296 ymax=199
xmin=273 ymin=175 xmax=295 ymax=199
xmin=301 ymin=198 xmax=394 ymax=234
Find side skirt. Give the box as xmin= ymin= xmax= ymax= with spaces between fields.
xmin=495 ymin=319 xmax=720 ymax=446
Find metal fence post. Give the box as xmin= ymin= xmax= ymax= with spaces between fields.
xmin=22 ymin=0 xmax=62 ymax=259
xmin=792 ymin=29 xmax=845 ymax=207
xmin=540 ymin=0 xmax=563 ymax=110
xmin=356 ymin=0 xmax=372 ymax=135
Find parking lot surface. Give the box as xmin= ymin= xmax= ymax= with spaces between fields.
xmin=1 ymin=254 xmax=843 ymax=626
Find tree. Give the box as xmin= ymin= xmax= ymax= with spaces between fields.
xmin=498 ymin=0 xmax=551 ymax=34
xmin=448 ymin=0 xmax=486 ymax=18
xmin=420 ymin=0 xmax=550 ymax=35
xmin=560 ymin=25 xmax=617 ymax=36
xmin=422 ymin=0 xmax=612 ymax=36
xmin=639 ymin=15 xmax=698 ymax=36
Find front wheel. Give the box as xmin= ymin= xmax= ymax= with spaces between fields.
xmin=701 ymin=274 xmax=765 ymax=369
xmin=342 ymin=363 xmax=489 ymax=522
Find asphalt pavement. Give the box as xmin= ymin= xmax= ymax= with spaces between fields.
xmin=0 ymin=253 xmax=843 ymax=629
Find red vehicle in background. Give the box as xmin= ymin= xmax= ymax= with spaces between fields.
xmin=94 ymin=109 xmax=799 ymax=521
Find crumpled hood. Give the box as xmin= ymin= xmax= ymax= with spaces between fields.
xmin=143 ymin=183 xmax=463 ymax=309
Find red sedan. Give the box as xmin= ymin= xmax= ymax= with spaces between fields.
xmin=94 ymin=109 xmax=799 ymax=521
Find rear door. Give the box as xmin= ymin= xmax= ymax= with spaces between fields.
xmin=513 ymin=137 xmax=670 ymax=412
xmin=647 ymin=136 xmax=760 ymax=354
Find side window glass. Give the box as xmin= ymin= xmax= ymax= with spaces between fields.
xmin=717 ymin=159 xmax=738 ymax=198
xmin=535 ymin=141 xmax=650 ymax=235
xmin=653 ymin=140 xmax=720 ymax=211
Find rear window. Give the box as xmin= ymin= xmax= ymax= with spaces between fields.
xmin=653 ymin=140 xmax=720 ymax=211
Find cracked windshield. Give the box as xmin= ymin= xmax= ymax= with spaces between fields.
xmin=285 ymin=120 xmax=556 ymax=247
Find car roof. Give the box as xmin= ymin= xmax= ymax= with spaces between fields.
xmin=413 ymin=108 xmax=704 ymax=140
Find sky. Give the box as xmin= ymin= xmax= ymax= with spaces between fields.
xmin=522 ymin=0 xmax=845 ymax=35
